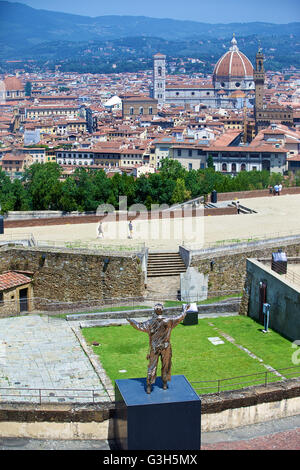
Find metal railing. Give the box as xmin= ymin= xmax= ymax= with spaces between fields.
xmin=0 ymin=387 xmax=113 ymax=404
xmin=184 ymin=230 xmax=300 ymax=251
xmin=270 ymin=262 xmax=300 ymax=287
xmin=0 ymin=232 xmax=36 ymax=246
xmin=0 ymin=366 xmax=299 ymax=404
xmin=35 ymin=239 xmax=146 ymax=254
xmin=0 ymin=290 xmax=241 ymax=315
xmin=191 ymin=365 xmax=300 ymax=395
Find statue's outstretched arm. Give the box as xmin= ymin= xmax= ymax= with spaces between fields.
xmin=127 ymin=317 xmax=150 ymax=333
xmin=169 ymin=304 xmax=191 ymax=328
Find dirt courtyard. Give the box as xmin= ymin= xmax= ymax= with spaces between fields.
xmin=1 ymin=193 xmax=300 ymax=251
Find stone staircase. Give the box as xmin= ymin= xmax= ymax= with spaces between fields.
xmin=147 ymin=252 xmax=187 ymax=277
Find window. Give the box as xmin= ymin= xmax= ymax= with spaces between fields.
xmin=188 ymin=150 xmax=192 ymax=157
xmin=231 ymin=163 xmax=237 ymax=172
xmin=188 ymin=163 xmax=192 ymax=171
xmin=130 ymin=107 xmax=134 ymax=115
xmin=177 ymin=149 xmax=181 ymax=157
xmin=235 ymin=82 xmax=241 ymax=87
xmin=241 ymin=163 xmax=246 ymax=171
xmin=158 ymin=66 xmax=162 ymax=76
xmin=149 ymin=107 xmax=153 ymax=115
xmin=0 ymin=292 xmax=3 ymax=302
xmin=139 ymin=107 xmax=144 ymax=115
xmin=222 ymin=163 xmax=227 ymax=172
xmin=176 ymin=92 xmax=180 ymax=96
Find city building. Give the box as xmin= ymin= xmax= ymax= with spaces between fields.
xmin=254 ymin=48 xmax=294 ymax=132
xmin=151 ymin=35 xmax=255 ymax=110
xmin=0 ymin=153 xmax=33 ymax=179
xmin=122 ymin=96 xmax=158 ymax=119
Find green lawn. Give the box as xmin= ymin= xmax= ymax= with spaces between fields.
xmin=82 ymin=316 xmax=300 ymax=394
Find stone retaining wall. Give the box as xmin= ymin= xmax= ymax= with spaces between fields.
xmin=0 ymin=378 xmax=299 ymax=439
xmin=0 ymin=246 xmax=145 ymax=311
xmin=190 ymin=240 xmax=300 ymax=298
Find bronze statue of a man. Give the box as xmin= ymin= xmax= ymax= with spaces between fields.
xmin=127 ymin=303 xmax=190 ymax=394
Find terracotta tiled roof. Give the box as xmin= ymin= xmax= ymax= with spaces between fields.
xmin=0 ymin=272 xmax=32 ymax=291
xmin=3 ymin=76 xmax=24 ymax=91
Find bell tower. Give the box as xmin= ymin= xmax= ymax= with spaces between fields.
xmin=254 ymin=46 xmax=265 ymax=112
xmin=153 ymin=53 xmax=166 ymax=106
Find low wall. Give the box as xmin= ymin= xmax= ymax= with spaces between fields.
xmin=3 ymin=208 xmax=236 ymax=229
xmin=208 ymin=186 xmax=300 ymax=202
xmin=0 ymin=246 xmax=145 ymax=310
xmin=0 ymin=378 xmax=299 ymax=439
xmin=189 ymin=237 xmax=300 ymax=297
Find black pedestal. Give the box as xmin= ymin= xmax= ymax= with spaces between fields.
xmin=183 ymin=311 xmax=198 ymax=325
xmin=114 ymin=375 xmax=201 ymax=450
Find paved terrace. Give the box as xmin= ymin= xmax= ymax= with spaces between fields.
xmin=0 ymin=315 xmax=110 ymax=403
xmin=1 ymin=194 xmax=300 ymax=251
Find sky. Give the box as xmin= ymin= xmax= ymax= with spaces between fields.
xmin=7 ymin=0 xmax=300 ymax=23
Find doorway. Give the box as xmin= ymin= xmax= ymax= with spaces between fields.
xmin=19 ymin=288 xmax=28 ymax=313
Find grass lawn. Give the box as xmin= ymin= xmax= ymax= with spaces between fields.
xmin=82 ymin=316 xmax=300 ymax=394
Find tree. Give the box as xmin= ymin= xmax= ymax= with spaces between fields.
xmin=207 ymin=155 xmax=214 ymax=169
xmin=160 ymin=158 xmax=186 ymax=180
xmin=59 ymin=177 xmax=78 ymax=212
xmin=23 ymin=162 xmax=62 ymax=210
xmin=0 ymin=169 xmax=14 ymax=213
xmin=73 ymin=168 xmax=96 ymax=211
xmin=11 ymin=179 xmax=30 ymax=211
xmin=171 ymin=178 xmax=191 ymax=204
xmin=25 ymin=81 xmax=32 ymax=97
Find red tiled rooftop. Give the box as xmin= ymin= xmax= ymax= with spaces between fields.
xmin=0 ymin=272 xmax=32 ymax=291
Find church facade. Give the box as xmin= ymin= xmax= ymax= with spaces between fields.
xmin=152 ymin=35 xmax=255 ymax=110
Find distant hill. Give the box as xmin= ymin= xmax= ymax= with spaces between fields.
xmin=1 ymin=0 xmax=300 ymax=58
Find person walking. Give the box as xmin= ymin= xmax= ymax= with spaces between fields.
xmin=236 ymin=201 xmax=241 ymax=214
xmin=128 ymin=220 xmax=133 ymax=239
xmin=97 ymin=221 xmax=104 ymax=239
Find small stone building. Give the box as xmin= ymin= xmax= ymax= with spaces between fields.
xmin=0 ymin=271 xmax=33 ymax=317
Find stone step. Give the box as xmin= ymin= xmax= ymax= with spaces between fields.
xmin=148 ymin=262 xmax=186 ymax=267
xmin=148 ymin=264 xmax=186 ymax=270
xmin=147 ymin=251 xmax=186 ymax=278
xmin=148 ymin=271 xmax=186 ymax=277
